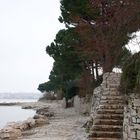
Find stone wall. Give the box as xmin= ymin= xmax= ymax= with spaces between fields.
xmin=73 ymin=95 xmax=91 ymax=114
xmin=123 ymin=93 xmax=140 ymax=140
xmin=90 ymin=85 xmax=103 ymax=118
xmin=61 ymin=96 xmax=91 ymax=114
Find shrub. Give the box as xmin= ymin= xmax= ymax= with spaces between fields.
xmin=121 ymin=52 xmax=140 ymax=94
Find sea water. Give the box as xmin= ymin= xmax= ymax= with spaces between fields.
xmin=0 ymin=106 xmax=35 ymax=128
xmin=0 ymin=92 xmax=41 ymax=128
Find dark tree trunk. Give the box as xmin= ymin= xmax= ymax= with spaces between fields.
xmin=95 ymin=61 xmax=99 ymax=80
xmin=91 ymin=60 xmax=95 ymax=81
xmin=103 ymin=50 xmax=114 ymax=73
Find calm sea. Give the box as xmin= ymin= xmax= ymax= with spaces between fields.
xmin=0 ymin=106 xmax=36 ymax=128
xmin=0 ymin=93 xmax=41 ymax=129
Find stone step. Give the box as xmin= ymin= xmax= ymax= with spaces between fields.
xmin=99 ymin=105 xmax=123 ymax=109
xmin=89 ymin=131 xmax=122 ymax=138
xmin=108 ymin=84 xmax=119 ymax=88
xmin=91 ymin=125 xmax=122 ymax=132
xmin=94 ymin=119 xmax=123 ymax=126
xmin=102 ymin=92 xmax=121 ymax=96
xmin=101 ymin=96 xmax=123 ymax=100
xmin=109 ymin=88 xmax=120 ymax=92
xmin=95 ymin=114 xmax=123 ymax=120
xmin=89 ymin=138 xmax=121 ymax=140
xmin=102 ymin=92 xmax=122 ymax=95
xmin=103 ymin=88 xmax=118 ymax=92
xmin=100 ymin=100 xmax=124 ymax=104
xmin=99 ymin=103 xmax=123 ymax=107
xmin=97 ymin=109 xmax=123 ymax=114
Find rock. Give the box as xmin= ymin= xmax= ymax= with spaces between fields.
xmin=4 ymin=116 xmax=48 ymax=132
xmin=61 ymin=97 xmax=66 ymax=108
xmin=5 ymin=121 xmax=31 ymax=131
xmin=35 ymin=117 xmax=49 ymax=126
xmin=24 ymin=118 xmax=36 ymax=128
xmin=5 ymin=122 xmax=23 ymax=130
xmin=33 ymin=114 xmax=46 ymax=119
xmin=33 ymin=114 xmax=49 ymax=126
xmin=19 ymin=122 xmax=29 ymax=130
xmin=0 ymin=127 xmax=22 ymax=140
xmin=36 ymin=107 xmax=49 ymax=114
xmin=36 ymin=107 xmax=54 ymax=117
xmin=43 ymin=112 xmax=54 ymax=117
xmin=22 ymin=105 xmax=33 ymax=109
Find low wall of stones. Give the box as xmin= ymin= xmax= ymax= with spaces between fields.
xmin=61 ymin=96 xmax=91 ymax=114
xmin=123 ymin=93 xmax=140 ymax=140
xmin=74 ymin=72 xmax=121 ymax=116
xmin=73 ymin=95 xmax=91 ymax=114
xmin=90 ymin=85 xmax=103 ymax=119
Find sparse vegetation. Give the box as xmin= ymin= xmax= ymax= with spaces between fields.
xmin=121 ymin=52 xmax=140 ymax=94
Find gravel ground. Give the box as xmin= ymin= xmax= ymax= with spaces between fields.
xmin=19 ymin=101 xmax=88 ymax=140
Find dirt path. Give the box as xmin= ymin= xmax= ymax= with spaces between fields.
xmin=19 ymin=102 xmax=88 ymax=140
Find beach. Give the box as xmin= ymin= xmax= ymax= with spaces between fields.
xmin=0 ymin=101 xmax=88 ymax=140
xmin=20 ymin=101 xmax=88 ymax=140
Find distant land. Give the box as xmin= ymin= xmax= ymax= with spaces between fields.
xmin=0 ymin=92 xmax=41 ymax=100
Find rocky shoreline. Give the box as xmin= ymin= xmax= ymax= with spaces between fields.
xmin=0 ymin=101 xmax=53 ymax=140
xmin=0 ymin=101 xmax=88 ymax=140
xmin=19 ymin=101 xmax=88 ymax=140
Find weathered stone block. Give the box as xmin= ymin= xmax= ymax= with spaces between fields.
xmin=132 ymin=117 xmax=137 ymax=123
xmin=131 ymin=109 xmax=137 ymax=116
xmin=133 ymin=124 xmax=140 ymax=129
xmin=123 ymin=132 xmax=128 ymax=140
xmin=131 ymin=130 xmax=136 ymax=139
xmin=137 ymin=119 xmax=140 ymax=124
xmin=137 ymin=130 xmax=140 ymax=139
xmin=74 ymin=95 xmax=91 ymax=114
xmin=134 ymin=99 xmax=140 ymax=107
xmin=0 ymin=127 xmax=21 ymax=140
xmin=137 ymin=109 xmax=140 ymax=117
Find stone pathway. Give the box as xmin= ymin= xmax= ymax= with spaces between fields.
xmin=19 ymin=102 xmax=88 ymax=140
xmin=89 ymin=88 xmax=124 ymax=140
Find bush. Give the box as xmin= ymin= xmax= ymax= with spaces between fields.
xmin=121 ymin=52 xmax=140 ymax=94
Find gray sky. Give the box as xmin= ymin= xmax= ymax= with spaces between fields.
xmin=0 ymin=0 xmax=64 ymax=93
xmin=126 ymin=32 xmax=140 ymax=53
xmin=0 ymin=0 xmax=139 ymax=93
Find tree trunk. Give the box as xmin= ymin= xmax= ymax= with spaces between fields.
xmin=103 ymin=50 xmax=114 ymax=73
xmin=95 ymin=61 xmax=99 ymax=80
xmin=91 ymin=60 xmax=95 ymax=81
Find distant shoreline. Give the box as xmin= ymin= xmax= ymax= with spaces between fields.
xmin=0 ymin=101 xmax=37 ymax=106
xmin=0 ymin=102 xmax=17 ymax=106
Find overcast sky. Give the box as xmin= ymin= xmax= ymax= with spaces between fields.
xmin=0 ymin=0 xmax=64 ymax=93
xmin=0 ymin=0 xmax=139 ymax=93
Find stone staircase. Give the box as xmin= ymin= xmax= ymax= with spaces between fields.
xmin=89 ymin=73 xmax=124 ymax=140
